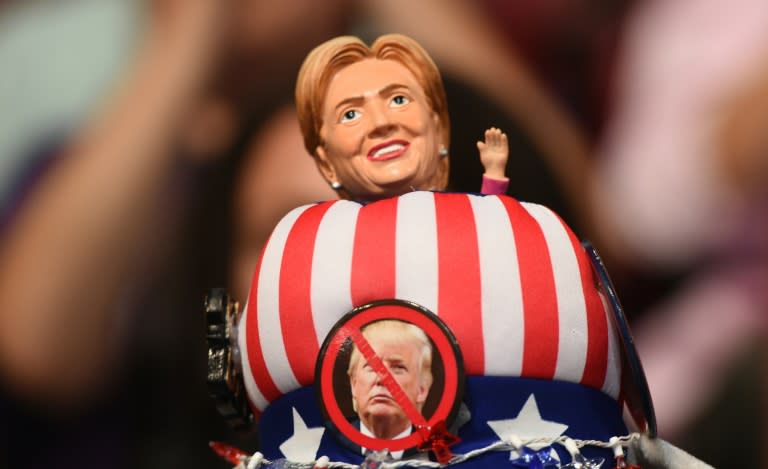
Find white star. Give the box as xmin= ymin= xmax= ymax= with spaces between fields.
xmin=279 ymin=407 xmax=325 ymax=462
xmin=487 ymin=394 xmax=568 ymax=459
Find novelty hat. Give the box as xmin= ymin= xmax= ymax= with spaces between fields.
xmin=220 ymin=192 xmax=658 ymax=468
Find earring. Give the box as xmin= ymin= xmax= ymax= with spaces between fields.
xmin=330 ymin=181 xmax=343 ymax=190
xmin=439 ymin=147 xmax=449 ymax=157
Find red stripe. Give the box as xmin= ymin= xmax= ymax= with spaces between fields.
xmin=501 ymin=198 xmax=559 ymax=379
xmin=246 ymin=239 xmax=283 ymax=404
xmin=350 ymin=197 xmax=397 ymax=305
xmin=280 ymin=203 xmax=333 ymax=386
xmin=566 ymin=225 xmax=609 ymax=389
xmin=435 ymin=194 xmax=484 ymax=374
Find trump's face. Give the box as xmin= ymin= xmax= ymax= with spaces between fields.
xmin=350 ymin=332 xmax=430 ymax=438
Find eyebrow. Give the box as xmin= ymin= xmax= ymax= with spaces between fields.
xmin=333 ymin=83 xmax=411 ymax=113
xmin=384 ymin=355 xmax=406 ymax=365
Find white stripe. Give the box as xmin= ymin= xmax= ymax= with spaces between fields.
xmin=395 ymin=192 xmax=438 ymax=313
xmin=471 ymin=195 xmax=525 ymax=376
xmin=256 ymin=204 xmax=310 ymax=395
xmin=311 ymin=201 xmax=359 ymax=344
xmin=523 ymin=202 xmax=588 ymax=383
xmin=601 ymin=292 xmax=622 ymax=398
xmin=238 ymin=300 xmax=269 ymax=411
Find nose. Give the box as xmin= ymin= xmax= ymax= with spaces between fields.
xmin=367 ymin=101 xmax=397 ymax=138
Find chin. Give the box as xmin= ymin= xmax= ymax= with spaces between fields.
xmin=366 ymin=404 xmax=401 ymax=418
xmin=370 ymin=176 xmax=422 ymax=195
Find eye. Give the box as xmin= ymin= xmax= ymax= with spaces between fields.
xmin=340 ymin=109 xmax=361 ymax=123
xmin=390 ymin=94 xmax=410 ymax=108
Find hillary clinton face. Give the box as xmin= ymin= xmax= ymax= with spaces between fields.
xmin=315 ymin=58 xmax=444 ymax=201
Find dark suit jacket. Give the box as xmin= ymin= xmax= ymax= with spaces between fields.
xmin=352 ymin=420 xmax=424 ymax=460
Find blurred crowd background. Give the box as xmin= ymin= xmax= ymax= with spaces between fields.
xmin=1 ymin=0 xmax=766 ymax=467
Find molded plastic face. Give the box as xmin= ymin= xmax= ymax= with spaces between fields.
xmin=316 ymin=59 xmax=443 ymax=200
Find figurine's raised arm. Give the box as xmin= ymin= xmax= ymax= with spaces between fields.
xmin=477 ymin=127 xmax=509 ymax=195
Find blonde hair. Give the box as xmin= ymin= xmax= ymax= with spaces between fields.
xmin=347 ymin=319 xmax=434 ymax=390
xmin=295 ymin=34 xmax=451 ymax=194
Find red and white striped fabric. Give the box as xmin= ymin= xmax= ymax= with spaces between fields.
xmin=238 ymin=192 xmax=621 ymax=415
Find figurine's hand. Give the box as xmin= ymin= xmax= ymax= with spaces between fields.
xmin=477 ymin=127 xmax=509 ymax=179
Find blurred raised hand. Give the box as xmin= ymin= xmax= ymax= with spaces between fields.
xmin=0 ymin=0 xmax=231 ymax=408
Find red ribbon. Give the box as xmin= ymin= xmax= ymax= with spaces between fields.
xmin=416 ymin=420 xmax=461 ymax=464
xmin=209 ymin=441 xmax=248 ymax=465
xmin=613 ymin=455 xmax=642 ymax=469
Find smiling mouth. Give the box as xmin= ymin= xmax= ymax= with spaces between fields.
xmin=368 ymin=141 xmax=409 ymax=161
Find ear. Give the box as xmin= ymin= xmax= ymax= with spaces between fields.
xmin=416 ymin=380 xmax=429 ymax=406
xmin=430 ymin=111 xmax=450 ymax=190
xmin=314 ymin=145 xmax=339 ymax=185
xmin=431 ymin=111 xmax=444 ymax=146
xmin=350 ymin=375 xmax=359 ymax=412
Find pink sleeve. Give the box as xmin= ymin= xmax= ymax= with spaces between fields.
xmin=480 ymin=174 xmax=509 ymax=195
